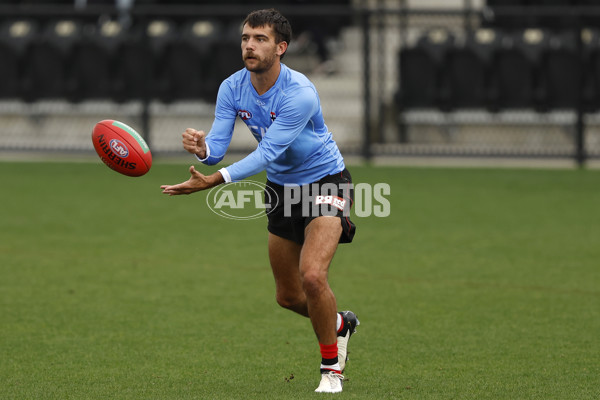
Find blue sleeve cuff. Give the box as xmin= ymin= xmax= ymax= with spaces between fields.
xmin=194 ymin=143 xmax=211 ymax=162
xmin=218 ymin=168 xmax=232 ymax=183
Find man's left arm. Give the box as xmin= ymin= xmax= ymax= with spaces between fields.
xmin=221 ymin=87 xmax=318 ymax=182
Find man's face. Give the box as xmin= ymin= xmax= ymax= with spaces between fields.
xmin=241 ymin=24 xmax=282 ymax=73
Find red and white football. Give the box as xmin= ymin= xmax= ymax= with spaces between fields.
xmin=92 ymin=120 xmax=152 ymax=177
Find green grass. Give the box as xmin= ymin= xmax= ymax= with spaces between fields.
xmin=1 ymin=160 xmax=599 ymax=399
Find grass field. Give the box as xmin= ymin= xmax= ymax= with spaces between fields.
xmin=1 ymin=160 xmax=599 ymax=399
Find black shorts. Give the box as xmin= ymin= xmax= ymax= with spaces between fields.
xmin=265 ymin=168 xmax=356 ymax=245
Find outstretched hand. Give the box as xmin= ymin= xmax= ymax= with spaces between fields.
xmin=161 ymin=166 xmax=223 ymax=195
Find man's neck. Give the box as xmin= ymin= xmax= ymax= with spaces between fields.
xmin=250 ymin=63 xmax=282 ymax=96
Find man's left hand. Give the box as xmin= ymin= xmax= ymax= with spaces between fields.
xmin=161 ymin=166 xmax=223 ymax=195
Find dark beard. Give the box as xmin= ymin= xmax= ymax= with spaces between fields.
xmin=244 ymin=54 xmax=277 ymax=73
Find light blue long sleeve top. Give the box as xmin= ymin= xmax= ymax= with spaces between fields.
xmin=198 ymin=64 xmax=345 ymax=186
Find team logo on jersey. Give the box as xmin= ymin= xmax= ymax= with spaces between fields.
xmin=238 ymin=110 xmax=252 ymax=120
xmin=270 ymin=112 xmax=276 ymax=122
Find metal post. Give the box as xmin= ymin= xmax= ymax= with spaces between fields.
xmin=376 ymin=0 xmax=385 ymax=144
xmin=362 ymin=9 xmax=372 ymax=161
xmin=398 ymin=0 xmax=408 ymax=144
xmin=464 ymin=0 xmax=473 ymax=32
xmin=576 ymin=23 xmax=586 ymax=167
xmin=140 ymin=15 xmax=151 ymax=148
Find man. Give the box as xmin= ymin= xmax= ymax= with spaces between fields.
xmin=160 ymin=9 xmax=359 ymax=394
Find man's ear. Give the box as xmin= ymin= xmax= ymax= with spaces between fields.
xmin=277 ymin=41 xmax=288 ymax=57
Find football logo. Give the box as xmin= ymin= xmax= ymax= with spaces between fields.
xmin=109 ymin=139 xmax=129 ymax=158
xmin=238 ymin=110 xmax=252 ymax=120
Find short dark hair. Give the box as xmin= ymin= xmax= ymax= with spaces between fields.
xmin=243 ymin=9 xmax=292 ymax=58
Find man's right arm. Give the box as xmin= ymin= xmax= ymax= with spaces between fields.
xmin=197 ymin=81 xmax=237 ymax=166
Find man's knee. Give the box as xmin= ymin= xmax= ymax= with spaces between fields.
xmin=301 ymin=269 xmax=328 ymax=298
xmin=276 ymin=292 xmax=306 ymax=310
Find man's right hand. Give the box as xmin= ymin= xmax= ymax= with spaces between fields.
xmin=182 ymin=128 xmax=207 ymax=159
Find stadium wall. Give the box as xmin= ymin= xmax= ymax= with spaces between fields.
xmin=1 ymin=1 xmax=600 ymax=165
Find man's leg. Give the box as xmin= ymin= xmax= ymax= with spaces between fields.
xmin=268 ymin=218 xmax=355 ymax=393
xmin=300 ymin=216 xmax=347 ymax=393
xmin=268 ymin=233 xmax=309 ymax=317
xmin=268 ymin=218 xmax=341 ymax=343
xmin=300 ymin=216 xmax=341 ymax=345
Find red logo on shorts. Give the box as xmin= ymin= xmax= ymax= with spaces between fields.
xmin=315 ymin=195 xmax=346 ymax=211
